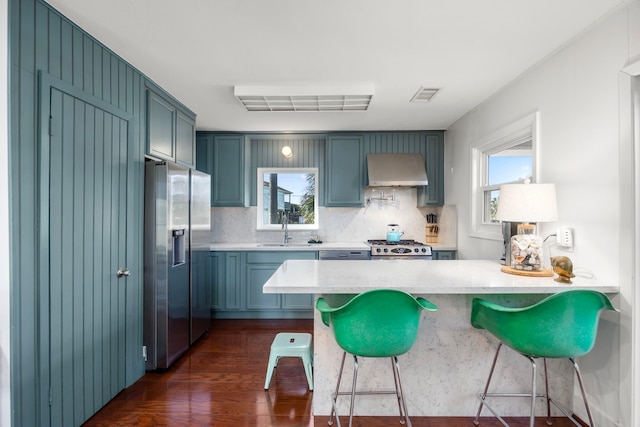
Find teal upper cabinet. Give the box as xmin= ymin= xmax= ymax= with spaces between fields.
xmin=325 ymin=135 xmax=364 ymax=207
xmin=196 ymin=133 xmax=250 ymax=207
xmin=146 ymin=85 xmax=196 ymax=168
xmin=175 ymin=111 xmax=196 ymax=167
xmin=417 ymin=132 xmax=445 ymax=206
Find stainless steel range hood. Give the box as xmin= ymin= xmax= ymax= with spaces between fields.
xmin=366 ymin=153 xmax=428 ymax=187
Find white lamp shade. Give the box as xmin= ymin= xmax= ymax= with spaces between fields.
xmin=495 ymin=183 xmax=558 ymax=223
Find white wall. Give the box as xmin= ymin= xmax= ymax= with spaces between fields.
xmin=445 ymin=2 xmax=639 ymax=425
xmin=1 ymin=0 xmax=11 ymax=425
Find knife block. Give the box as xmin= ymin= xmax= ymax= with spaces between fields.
xmin=426 ymin=224 xmax=438 ymax=244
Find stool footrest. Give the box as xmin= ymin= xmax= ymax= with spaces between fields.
xmin=334 ymin=390 xmax=400 ymax=397
xmin=476 ymin=394 xmax=585 ymax=427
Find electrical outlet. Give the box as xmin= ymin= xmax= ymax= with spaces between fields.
xmin=556 ymin=227 xmax=574 ymax=249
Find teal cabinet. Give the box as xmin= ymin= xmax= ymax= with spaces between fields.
xmin=245 ymin=251 xmax=317 ymax=313
xmin=196 ymin=133 xmax=250 ymax=207
xmin=209 ymin=252 xmax=224 ymax=310
xmin=325 ymin=135 xmax=364 ymax=207
xmin=246 ymin=264 xmax=282 ymax=310
xmin=433 ymin=250 xmax=457 ymax=260
xmin=210 ymin=250 xmax=316 ymax=318
xmin=146 ymin=86 xmax=196 ymax=168
xmin=210 ymin=251 xmax=242 ymax=311
xmin=417 ymin=133 xmax=445 ymax=206
xmin=176 ymin=111 xmax=196 ymax=167
xmin=197 ymin=131 xmax=444 ymax=207
xmin=147 ymin=90 xmax=175 ymax=161
xmin=192 ymin=249 xmax=212 ymax=342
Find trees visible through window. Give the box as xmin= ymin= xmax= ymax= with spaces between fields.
xmin=470 ymin=113 xmax=537 ymax=240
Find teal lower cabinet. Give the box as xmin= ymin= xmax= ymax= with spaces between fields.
xmin=246 ymin=263 xmax=281 ymax=310
xmin=210 ymin=251 xmax=242 ymax=311
xmin=432 ymin=250 xmax=457 ymax=260
xmin=211 ymin=250 xmax=317 ymax=319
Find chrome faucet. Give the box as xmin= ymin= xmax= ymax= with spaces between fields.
xmin=282 ymin=213 xmax=292 ymax=245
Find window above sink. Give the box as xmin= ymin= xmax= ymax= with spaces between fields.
xmin=256 ymin=167 xmax=319 ymax=231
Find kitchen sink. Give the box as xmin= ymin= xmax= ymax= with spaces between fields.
xmin=257 ymin=243 xmax=313 ymax=247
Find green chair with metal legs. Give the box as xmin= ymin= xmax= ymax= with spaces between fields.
xmin=470 ymin=290 xmax=617 ymax=427
xmin=316 ymin=289 xmax=438 ymax=427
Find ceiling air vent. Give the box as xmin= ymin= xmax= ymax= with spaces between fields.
xmin=234 ymin=84 xmax=374 ymax=112
xmin=410 ymin=87 xmax=441 ymax=103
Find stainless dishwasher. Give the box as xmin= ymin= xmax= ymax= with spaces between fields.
xmin=318 ymin=250 xmax=370 ymax=260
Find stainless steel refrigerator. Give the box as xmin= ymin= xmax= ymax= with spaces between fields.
xmin=144 ymin=160 xmax=211 ymax=370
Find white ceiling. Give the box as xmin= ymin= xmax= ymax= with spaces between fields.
xmin=46 ymin=0 xmax=626 ymax=132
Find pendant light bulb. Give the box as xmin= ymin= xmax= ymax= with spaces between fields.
xmin=281 ymin=146 xmax=293 ymax=158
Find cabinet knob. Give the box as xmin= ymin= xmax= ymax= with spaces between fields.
xmin=116 ymin=269 xmax=131 ymax=278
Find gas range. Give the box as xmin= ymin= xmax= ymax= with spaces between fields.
xmin=367 ymin=239 xmax=433 ymax=259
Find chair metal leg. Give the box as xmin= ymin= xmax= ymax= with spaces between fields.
xmin=527 ymin=356 xmax=537 ymax=427
xmin=391 ymin=356 xmax=411 ymax=427
xmin=544 ymin=359 xmax=553 ymax=426
xmin=570 ymin=358 xmax=596 ymax=427
xmin=328 ymin=351 xmax=347 ymax=426
xmin=348 ymin=355 xmax=359 ymax=427
xmin=329 ymin=352 xmax=413 ymax=427
xmin=474 ymin=342 xmax=504 ymax=425
xmin=475 ymin=345 xmax=596 ymax=427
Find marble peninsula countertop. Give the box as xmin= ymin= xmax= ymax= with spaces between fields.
xmin=263 ymin=259 xmax=619 ymax=295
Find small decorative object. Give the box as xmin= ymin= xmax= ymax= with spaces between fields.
xmin=551 ymin=256 xmax=576 ymax=284
xmin=495 ymin=181 xmax=558 ymax=277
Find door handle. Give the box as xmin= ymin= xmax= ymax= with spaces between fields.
xmin=116 ymin=268 xmax=131 ymax=278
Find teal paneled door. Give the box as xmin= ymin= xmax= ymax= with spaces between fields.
xmin=40 ymin=75 xmax=133 ymax=426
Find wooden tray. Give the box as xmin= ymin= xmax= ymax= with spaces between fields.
xmin=500 ymin=265 xmax=554 ymax=277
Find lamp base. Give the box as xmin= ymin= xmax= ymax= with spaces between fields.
xmin=500 ymin=265 xmax=554 ymax=277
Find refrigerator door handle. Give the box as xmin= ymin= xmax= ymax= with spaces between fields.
xmin=116 ymin=268 xmax=131 ymax=278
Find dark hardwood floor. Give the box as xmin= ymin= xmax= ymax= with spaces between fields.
xmin=83 ymin=319 xmax=585 ymax=427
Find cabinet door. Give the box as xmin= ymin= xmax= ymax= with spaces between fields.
xmin=433 ymin=250 xmax=457 ymax=260
xmin=191 ymin=249 xmax=211 ymax=343
xmin=417 ymin=133 xmax=445 ymax=206
xmin=209 ymin=252 xmax=225 ymax=310
xmin=212 ymin=135 xmax=249 ymax=207
xmin=246 ymin=264 xmax=281 ymax=310
xmin=325 ymin=135 xmax=364 ymax=207
xmin=224 ymin=252 xmax=242 ymax=310
xmin=175 ymin=110 xmax=195 ymax=168
xmin=147 ymin=90 xmax=176 ymax=161
xmin=282 ymin=294 xmax=314 ymax=310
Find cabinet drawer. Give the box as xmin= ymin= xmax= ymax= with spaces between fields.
xmin=246 ymin=251 xmax=317 ymax=264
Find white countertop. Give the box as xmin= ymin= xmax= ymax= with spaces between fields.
xmin=205 ymin=242 xmax=371 ymax=251
xmin=263 ymin=259 xmax=619 ymax=294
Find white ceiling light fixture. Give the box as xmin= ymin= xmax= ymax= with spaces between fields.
xmin=281 ymin=146 xmax=293 ymax=158
xmin=410 ymin=87 xmax=442 ymax=103
xmin=234 ymin=84 xmax=375 ymax=112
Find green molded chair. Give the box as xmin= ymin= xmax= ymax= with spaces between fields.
xmin=470 ymin=290 xmax=617 ymax=427
xmin=316 ymin=289 xmax=438 ymax=427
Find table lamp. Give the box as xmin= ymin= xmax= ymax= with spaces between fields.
xmin=495 ymin=182 xmax=558 ymax=276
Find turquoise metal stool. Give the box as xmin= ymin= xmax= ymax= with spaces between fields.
xmin=264 ymin=332 xmax=313 ymax=391
xmin=470 ymin=290 xmax=617 ymax=427
xmin=316 ymin=289 xmax=438 ymax=427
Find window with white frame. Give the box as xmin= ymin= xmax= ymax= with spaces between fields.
xmin=470 ymin=113 xmax=538 ymax=240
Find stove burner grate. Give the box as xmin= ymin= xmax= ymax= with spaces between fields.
xmin=367 ymin=239 xmax=427 ymax=246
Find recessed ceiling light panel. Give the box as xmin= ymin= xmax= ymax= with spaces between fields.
xmin=234 ymin=84 xmax=374 ymax=112
xmin=410 ymin=87 xmax=441 ymax=103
